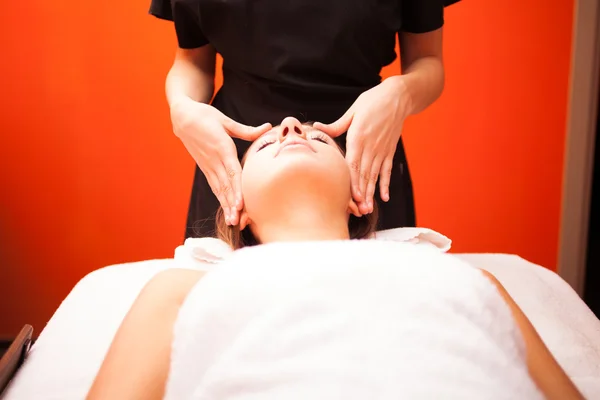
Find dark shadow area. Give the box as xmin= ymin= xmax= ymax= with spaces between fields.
xmin=584 ymin=86 xmax=600 ymax=317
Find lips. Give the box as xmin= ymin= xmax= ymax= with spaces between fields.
xmin=275 ymin=139 xmax=314 ymax=157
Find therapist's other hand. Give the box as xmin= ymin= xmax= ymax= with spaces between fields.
xmin=170 ymin=98 xmax=271 ymax=226
xmin=314 ymin=76 xmax=411 ymax=215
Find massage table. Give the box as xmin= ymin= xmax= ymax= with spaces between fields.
xmin=1 ymin=237 xmax=600 ymax=399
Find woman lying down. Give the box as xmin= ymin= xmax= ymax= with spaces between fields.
xmin=87 ymin=117 xmax=582 ymax=400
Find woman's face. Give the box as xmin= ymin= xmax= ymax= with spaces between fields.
xmin=241 ymin=117 xmax=351 ymax=219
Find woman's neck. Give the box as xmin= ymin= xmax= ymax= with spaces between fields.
xmin=252 ymin=204 xmax=350 ymax=244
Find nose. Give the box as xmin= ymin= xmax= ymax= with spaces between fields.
xmin=278 ymin=117 xmax=306 ymax=142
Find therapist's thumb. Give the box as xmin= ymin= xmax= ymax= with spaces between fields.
xmin=224 ymin=118 xmax=272 ymax=141
xmin=314 ymin=111 xmax=354 ymax=138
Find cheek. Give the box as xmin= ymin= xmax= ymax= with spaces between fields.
xmin=241 ymin=147 xmax=351 ymax=209
xmin=328 ymin=150 xmax=351 ymax=186
xmin=241 ymin=156 xmax=268 ymax=211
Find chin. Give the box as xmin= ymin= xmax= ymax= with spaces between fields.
xmin=277 ymin=154 xmax=347 ymax=186
xmin=277 ymin=151 xmax=325 ymax=172
xmin=243 ymin=154 xmax=350 ymax=210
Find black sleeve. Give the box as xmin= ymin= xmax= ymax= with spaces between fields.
xmin=149 ymin=0 xmax=173 ymax=21
xmin=401 ymin=0 xmax=461 ymax=34
xmin=149 ymin=0 xmax=209 ymax=49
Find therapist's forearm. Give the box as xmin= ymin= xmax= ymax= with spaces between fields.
xmin=166 ymin=47 xmax=216 ymax=110
xmin=390 ymin=56 xmax=445 ymax=117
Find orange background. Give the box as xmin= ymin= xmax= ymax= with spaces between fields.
xmin=0 ymin=1 xmax=574 ymax=338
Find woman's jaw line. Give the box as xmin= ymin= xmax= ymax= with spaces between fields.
xmin=245 ymin=195 xmax=351 ymax=245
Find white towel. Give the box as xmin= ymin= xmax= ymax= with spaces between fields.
xmin=165 ymin=240 xmax=542 ymax=399
xmin=373 ymin=227 xmax=452 ymax=250
xmin=173 ymin=237 xmax=233 ymax=271
xmin=173 ymin=227 xmax=452 ymax=270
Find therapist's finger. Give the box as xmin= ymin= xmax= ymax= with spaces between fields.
xmin=220 ymin=159 xmax=243 ymax=225
xmin=224 ymin=156 xmax=245 ymax=211
xmin=345 ymin=138 xmax=363 ymax=203
xmin=359 ymin=140 xmax=375 ymax=214
xmin=225 ymin=119 xmax=272 ymax=141
xmin=379 ymin=156 xmax=394 ymax=202
xmin=358 ymin=150 xmax=376 ymax=214
xmin=348 ymin=200 xmax=362 ymax=217
xmin=365 ymin=156 xmax=383 ymax=213
xmin=314 ymin=110 xmax=354 ymax=139
xmin=207 ymin=170 xmax=233 ymax=225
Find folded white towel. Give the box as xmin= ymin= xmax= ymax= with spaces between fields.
xmin=372 ymin=227 xmax=452 ymax=251
xmin=173 ymin=227 xmax=452 ymax=271
xmin=173 ymin=237 xmax=233 ymax=271
xmin=165 ymin=241 xmax=541 ymax=400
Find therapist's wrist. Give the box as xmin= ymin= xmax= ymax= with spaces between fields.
xmin=168 ymin=95 xmax=196 ymax=114
xmin=384 ymin=75 xmax=414 ymax=119
xmin=395 ymin=57 xmax=445 ymax=116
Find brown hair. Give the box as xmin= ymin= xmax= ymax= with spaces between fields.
xmin=215 ymin=124 xmax=379 ymax=249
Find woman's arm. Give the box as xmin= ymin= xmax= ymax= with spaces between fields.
xmin=479 ymin=270 xmax=584 ymax=400
xmin=395 ymin=29 xmax=445 ymax=116
xmin=166 ymin=46 xmax=217 ymax=112
xmin=86 ymin=269 xmax=205 ymax=400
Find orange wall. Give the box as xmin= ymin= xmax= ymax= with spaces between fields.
xmin=0 ymin=1 xmax=573 ymax=337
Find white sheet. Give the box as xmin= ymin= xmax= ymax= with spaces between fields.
xmin=3 ymin=250 xmax=599 ymax=399
xmin=458 ymin=254 xmax=600 ymax=397
xmin=166 ymin=241 xmax=542 ymax=399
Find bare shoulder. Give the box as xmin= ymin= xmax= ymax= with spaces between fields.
xmin=142 ymin=268 xmax=206 ymax=303
xmin=476 ymin=268 xmax=510 ymax=296
xmin=478 ymin=268 xmax=499 ymax=283
xmin=476 ymin=269 xmax=584 ymax=400
xmin=476 ymin=268 xmax=521 ymax=312
xmin=149 ymin=268 xmax=206 ymax=288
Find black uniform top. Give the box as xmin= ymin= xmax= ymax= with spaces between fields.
xmin=149 ymin=0 xmax=459 ymax=238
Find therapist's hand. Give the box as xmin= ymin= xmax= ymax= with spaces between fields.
xmin=170 ymin=98 xmax=271 ymax=226
xmin=314 ymin=76 xmax=411 ymax=215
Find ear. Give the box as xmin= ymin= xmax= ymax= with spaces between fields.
xmin=347 ymin=198 xmax=363 ymax=218
xmin=239 ymin=210 xmax=252 ymax=230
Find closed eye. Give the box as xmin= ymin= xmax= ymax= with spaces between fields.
xmin=256 ymin=139 xmax=276 ymax=151
xmin=255 ymin=131 xmax=331 ymax=152
xmin=309 ymin=132 xmax=330 ymax=144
